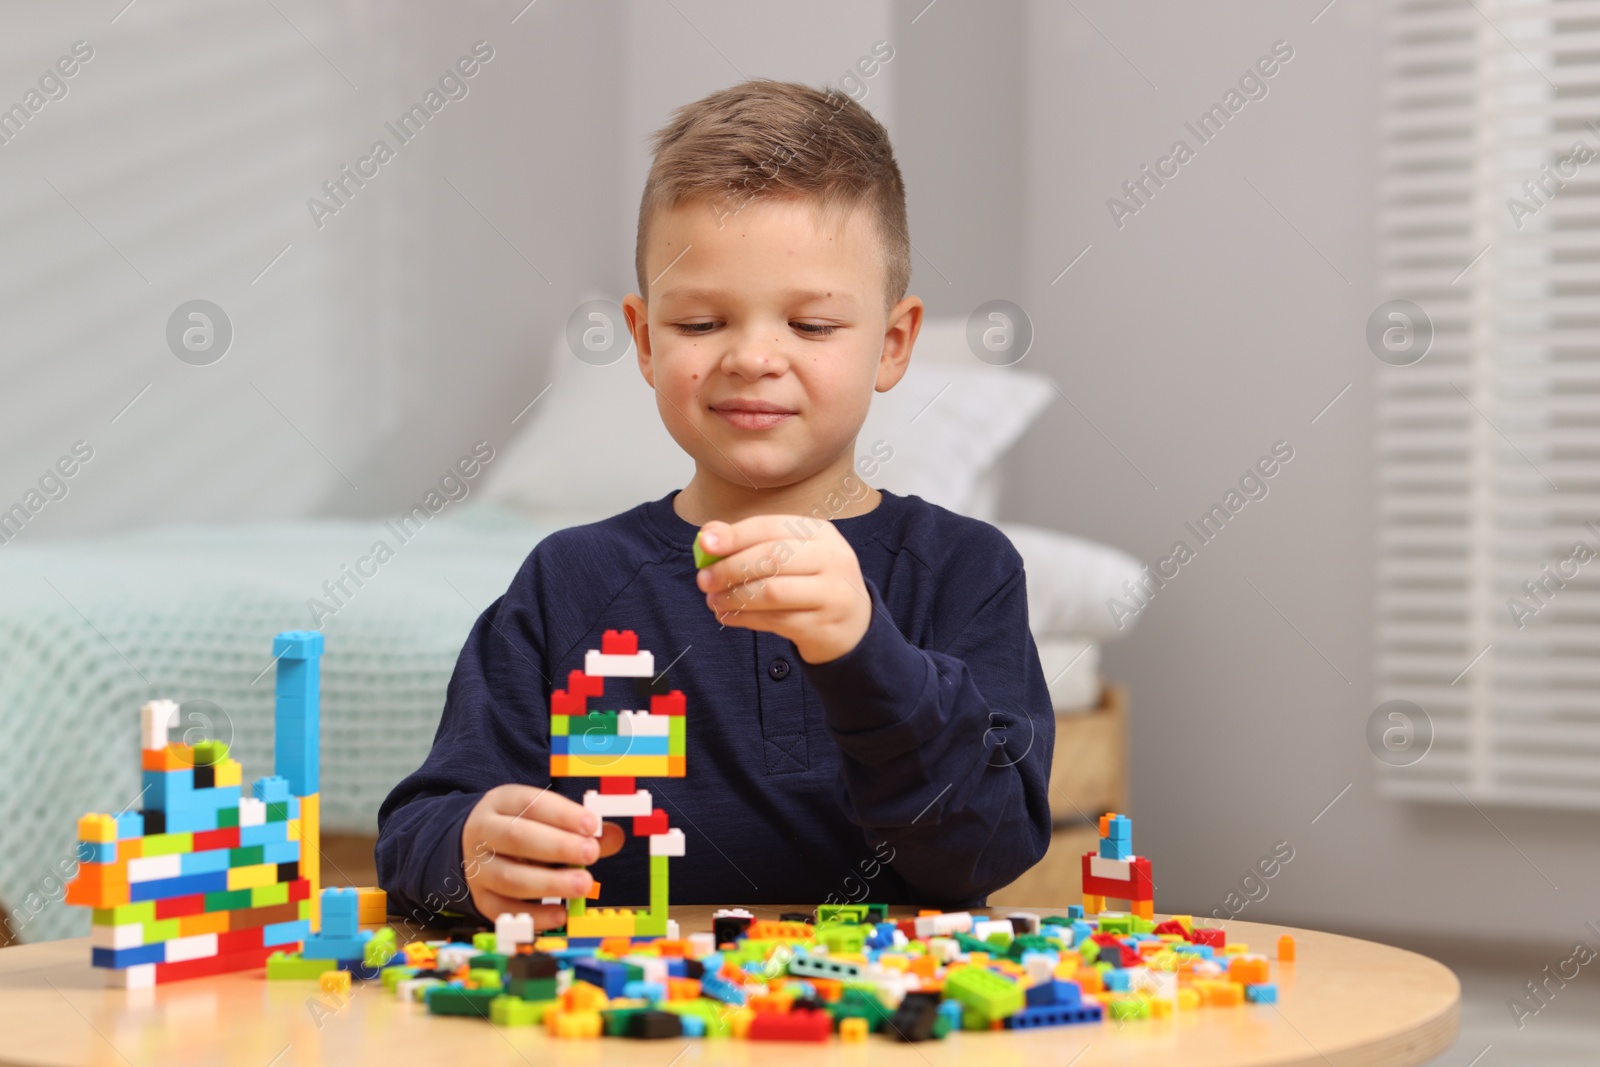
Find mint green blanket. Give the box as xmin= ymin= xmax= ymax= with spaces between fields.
xmin=0 ymin=502 xmax=555 ymax=942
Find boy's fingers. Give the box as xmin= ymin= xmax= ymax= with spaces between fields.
xmin=707 ymin=574 xmax=818 ymax=613
xmin=472 ymin=888 xmax=570 ymax=931
xmin=480 ymin=856 xmax=593 ymax=901
xmin=697 ymin=515 xmax=817 ymax=559
xmin=491 ymin=784 xmax=598 ymax=836
xmin=496 ymin=815 xmax=600 ymax=867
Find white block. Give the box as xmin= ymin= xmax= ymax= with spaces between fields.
xmin=1023 ymin=955 xmax=1055 ymax=984
xmin=927 ymin=937 xmax=960 ymax=963
xmin=92 ymin=923 xmax=144 ymax=950
xmin=557 ymin=968 xmax=572 ymax=994
xmin=918 ymin=911 xmax=972 ymax=939
xmin=495 ymin=912 xmax=534 ymax=955
xmin=712 ymin=907 xmax=753 ymax=920
xmin=127 ymin=854 xmax=182 ymax=884
xmin=239 ymin=797 xmax=266 ymax=827
xmin=582 ymin=789 xmax=654 ymax=818
xmin=1090 ymin=855 xmax=1132 ymax=881
xmin=624 ymin=955 xmax=668 ymax=984
xmin=648 ymin=828 xmax=686 ymax=857
xmin=688 ymin=931 xmax=715 ymax=958
xmin=107 ymin=963 xmax=155 ymax=989
xmin=617 ymin=711 xmax=670 ymax=737
xmin=397 ymin=978 xmax=441 ymax=1002
xmin=1007 ymin=911 xmax=1042 ymax=936
xmin=584 ymin=650 xmax=655 ymax=678
xmin=437 ymin=945 xmax=477 ymax=971
xmin=1132 ymin=968 xmax=1177 ymax=1002
xmin=540 ymin=897 xmax=563 ymax=906
xmin=973 ymin=919 xmax=1015 ymax=942
xmin=666 ymin=920 xmax=681 ymax=941
xmin=164 ymin=933 xmax=218 ymax=963
xmin=140 ymin=700 xmax=179 ymax=752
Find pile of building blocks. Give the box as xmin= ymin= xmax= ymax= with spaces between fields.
xmin=64 ymin=630 xmax=327 ymax=987
xmin=341 ymin=893 xmax=1287 ymax=1040
xmin=552 ymin=630 xmax=686 ymax=939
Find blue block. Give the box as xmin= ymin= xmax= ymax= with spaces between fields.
xmin=1099 ymin=838 xmax=1131 ymax=860
xmin=1026 ymin=979 xmax=1083 ymax=1008
xmin=141 ymin=769 xmax=193 ymax=810
xmin=262 ymin=841 xmax=301 ymax=865
xmin=179 ymin=849 xmax=230 ymax=876
xmin=1246 ymin=983 xmax=1278 ymax=1004
xmin=1103 ymin=968 xmax=1132 ymax=992
xmin=666 ymin=958 xmax=688 ymax=978
xmin=321 ymin=887 xmax=359 ymax=937
xmin=302 ymin=932 xmax=373 ymax=960
xmin=1172 ymin=943 xmax=1214 ymax=960
xmin=341 ymin=956 xmax=387 ymax=981
xmin=162 ymin=807 xmax=219 ymax=834
xmin=264 ymin=919 xmax=310 ymax=947
xmin=239 ymin=821 xmax=289 ymax=847
xmin=128 ymin=870 xmax=229 ymax=903
xmin=115 ymin=812 xmax=144 ymax=839
xmin=273 ymin=630 xmax=324 ymax=660
xmin=1066 ymin=905 xmax=1085 ymax=920
xmin=622 ymin=980 xmax=665 ymax=1001
xmin=574 ymin=959 xmax=630 ymax=997
xmin=253 ymin=776 xmax=292 ymax=804
xmin=1107 ymin=815 xmax=1131 ymax=840
xmin=680 ymin=1015 xmax=705 ymax=1037
xmin=700 ymin=973 xmax=746 ymax=1006
xmin=93 ymin=943 xmax=165 ymax=969
xmin=1070 ymin=920 xmax=1094 ymax=945
xmin=77 ymin=841 xmax=116 ymax=864
xmin=196 ymin=785 xmax=242 ymax=812
xmin=938 ymin=1000 xmax=963 ymax=1027
xmin=272 ymin=630 xmax=322 ymax=795
xmin=1005 ymin=1003 xmax=1103 ymax=1028
xmin=551 ymin=734 xmax=671 ymax=756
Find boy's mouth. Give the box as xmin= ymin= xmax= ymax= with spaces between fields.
xmin=709 ymin=398 xmax=796 ymax=431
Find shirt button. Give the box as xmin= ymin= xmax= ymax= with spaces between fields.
xmin=768 ymin=657 xmax=791 ymax=681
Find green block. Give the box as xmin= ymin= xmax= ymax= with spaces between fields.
xmin=472 ymin=932 xmax=498 ymax=953
xmin=1079 ymin=939 xmax=1101 ymax=965
xmin=1006 ymin=933 xmax=1065 ymax=960
xmin=1097 ymin=914 xmax=1135 ymax=935
xmin=827 ymin=987 xmax=892 ymax=1030
xmin=251 ymin=882 xmax=290 ymax=908
xmin=954 ymin=931 xmax=993 ymax=955
xmin=425 ymin=986 xmax=499 ymax=1017
xmin=668 ymin=716 xmax=685 ymax=752
xmin=602 ymin=1005 xmax=647 ymax=1036
xmin=93 ymin=902 xmax=155 ymax=926
xmin=986 ymin=931 xmax=1014 ymax=951
xmin=365 ymin=928 xmax=399 ymax=968
xmin=468 ymin=969 xmax=503 ymax=990
xmin=216 ymin=806 xmax=239 ymax=829
xmin=266 ymin=801 xmax=290 ymax=822
xmin=660 ymin=998 xmax=730 ymax=1037
xmin=141 ymin=833 xmax=194 ymax=858
xmin=817 ymin=904 xmax=867 ymax=925
xmin=945 ymin=966 xmax=1024 ymax=1022
xmin=1131 ymin=917 xmax=1156 ymax=935
xmin=192 ymin=740 xmax=229 ymax=766
xmin=381 ymin=966 xmax=419 ymax=992
xmin=143 ymin=918 xmax=181 ymax=944
xmin=961 ymin=1004 xmax=992 ymax=1031
xmin=817 ymin=923 xmax=865 ymax=954
xmin=633 ymin=912 xmax=668 ymax=937
xmin=650 ymin=854 xmax=669 ymax=918
xmin=266 ymin=951 xmax=337 ymax=980
xmin=577 ymin=710 xmax=618 ymax=736
xmin=551 ymin=715 xmax=569 ymax=737
xmin=205 ymin=889 xmax=253 ymax=912
xmin=491 ymin=995 xmax=554 ymax=1026
xmin=298 ymin=898 xmax=311 ymax=920
xmin=1108 ymin=994 xmax=1150 ymax=1020
xmin=510 ymin=976 xmax=558 ymax=1001
xmin=229 ymin=845 xmax=264 ymax=867
xmin=692 ymin=530 xmax=724 ymax=569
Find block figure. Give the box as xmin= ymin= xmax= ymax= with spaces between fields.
xmin=66 ymin=630 xmax=325 ymax=985
xmin=550 ymin=630 xmax=684 ymax=939
xmin=1080 ymin=812 xmax=1155 ymax=919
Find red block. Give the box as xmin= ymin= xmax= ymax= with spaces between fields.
xmin=749 ymin=1010 xmax=831 ymax=1042
xmin=599 ymin=777 xmax=636 ymax=795
xmin=601 ymin=630 xmax=638 ymax=655
xmin=154 ymin=944 xmax=275 ymax=985
xmin=156 ymin=893 xmax=207 ymax=920
xmin=1189 ymin=926 xmax=1225 ymax=948
xmin=650 ymin=691 xmax=686 ymax=717
xmin=1153 ymin=920 xmax=1189 ymax=937
xmin=633 ymin=808 xmax=669 ymax=836
xmin=567 ymin=670 xmax=604 ymax=698
xmin=193 ymin=827 xmax=240 ymax=852
xmin=1080 ymin=853 xmax=1155 ymax=900
xmin=219 ymin=926 xmax=265 ymax=954
xmin=287 ymin=878 xmax=311 ymax=903
xmin=551 ymin=691 xmax=587 ymax=717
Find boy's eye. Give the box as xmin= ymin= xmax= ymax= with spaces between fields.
xmin=673 ymin=322 xmax=719 ymax=335
xmin=792 ymin=322 xmax=837 ymax=336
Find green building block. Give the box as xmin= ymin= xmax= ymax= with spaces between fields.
xmin=816 ymin=923 xmax=865 ymax=954
xmin=365 ymin=928 xmax=399 ymax=968
xmin=602 ymin=1006 xmax=649 ymax=1036
xmin=668 ymin=715 xmax=685 ymax=753
xmin=945 ymin=966 xmax=1024 ymax=1022
xmin=192 ymin=740 xmax=229 ymax=766
xmin=229 ymin=845 xmax=264 ymax=867
xmin=660 ymin=998 xmax=730 ymax=1037
xmin=142 ymin=833 xmax=194 ymax=858
xmin=577 ymin=710 xmax=618 ymax=736
xmin=1097 ymin=914 xmax=1135 ymax=935
xmin=817 ymin=904 xmax=868 ymax=925
xmin=472 ymin=932 xmax=497 ymax=953
xmin=1107 ymin=994 xmax=1150 ymax=1020
xmin=205 ymin=889 xmax=253 ymax=912
xmin=491 ymin=995 xmax=554 ymax=1026
xmin=266 ymin=801 xmax=291 ymax=822
xmin=425 ymin=986 xmax=499 ymax=1017
xmin=1078 ymin=939 xmax=1101 ymax=965
xmin=509 ymin=976 xmax=558 ymax=1001
xmin=650 ymin=854 xmax=669 ymax=919
xmin=142 ymin=918 xmax=181 ymax=945
xmin=692 ymin=530 xmax=723 ymax=569
xmin=1005 ymin=934 xmax=1062 ymax=960
xmin=550 ymin=715 xmax=569 ymax=737
xmin=251 ymin=882 xmax=290 ymax=908
xmin=266 ymin=951 xmax=338 ymax=980
xmin=381 ymin=966 xmax=419 ymax=992
xmin=216 ymin=806 xmax=239 ymax=829
xmin=93 ymin=902 xmax=155 ymax=926
xmin=467 ymin=969 xmax=503 ymax=990
xmin=827 ymin=987 xmax=892 ymax=1030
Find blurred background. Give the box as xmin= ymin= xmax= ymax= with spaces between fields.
xmin=3 ymin=1 xmax=1597 ymax=1060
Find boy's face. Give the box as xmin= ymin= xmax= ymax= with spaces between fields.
xmin=625 ymin=196 xmax=918 ymax=493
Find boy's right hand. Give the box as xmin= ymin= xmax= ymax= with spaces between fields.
xmin=460 ymin=784 xmax=623 ymax=929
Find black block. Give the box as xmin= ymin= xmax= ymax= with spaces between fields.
xmin=683 ymin=958 xmax=705 ymax=980
xmin=509 ymin=951 xmax=559 ymax=979
xmin=887 ymin=992 xmax=940 ymax=1042
xmin=140 ymin=810 xmax=165 ymax=835
xmin=713 ymin=915 xmax=752 ymax=946
xmin=276 ymin=860 xmax=298 ymax=883
xmin=627 ymin=1011 xmax=683 ymax=1039
xmin=780 ymin=911 xmax=814 ymax=924
xmin=193 ymin=765 xmax=215 ymax=789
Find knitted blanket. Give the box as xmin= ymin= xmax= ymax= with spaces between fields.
xmin=0 ymin=502 xmax=556 ymax=942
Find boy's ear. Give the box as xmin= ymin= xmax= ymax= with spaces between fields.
xmin=875 ymin=295 xmax=923 ymax=393
xmin=623 ymin=293 xmax=654 ymax=388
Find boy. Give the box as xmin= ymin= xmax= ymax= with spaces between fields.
xmin=377 ymin=79 xmax=1054 ymax=930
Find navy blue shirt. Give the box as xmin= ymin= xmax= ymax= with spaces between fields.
xmin=376 ymin=489 xmax=1054 ymax=920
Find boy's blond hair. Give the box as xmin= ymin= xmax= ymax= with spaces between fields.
xmin=636 ymin=78 xmax=910 ymax=311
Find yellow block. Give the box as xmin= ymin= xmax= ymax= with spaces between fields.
xmin=554 ymin=755 xmax=671 ymax=777
xmin=227 ymin=863 xmax=279 ymax=891
xmin=214 ymin=759 xmax=242 ymax=788
xmin=300 ymin=792 xmax=320 ymax=930
xmin=78 ymin=814 xmax=116 ymax=843
xmin=566 ymin=909 xmax=637 ymax=938
xmin=286 ymin=818 xmax=300 ymax=842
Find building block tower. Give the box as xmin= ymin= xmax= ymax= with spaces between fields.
xmin=552 ymin=629 xmax=685 ymax=939
xmin=1080 ymin=813 xmax=1155 ymax=919
xmin=64 ymin=630 xmax=324 ymax=986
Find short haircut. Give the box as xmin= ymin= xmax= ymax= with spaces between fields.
xmin=635 ymin=78 xmax=910 ymax=311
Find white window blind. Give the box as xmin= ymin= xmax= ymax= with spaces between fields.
xmin=1379 ymin=0 xmax=1600 ymax=807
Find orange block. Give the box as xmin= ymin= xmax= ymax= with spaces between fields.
xmin=64 ymin=863 xmax=128 ymax=908
xmin=667 ymin=756 xmax=685 ymax=776
xmin=666 ymin=977 xmax=701 ymax=1000
xmin=809 ymin=977 xmax=844 ymax=1001
xmin=550 ymin=756 xmax=569 ymax=776
xmin=1077 ymin=968 xmax=1104 ymax=994
xmin=1278 ymin=935 xmax=1296 ymax=962
xmin=141 ymin=744 xmax=195 ymax=771
xmin=1228 ymin=957 xmax=1270 ymax=985
xmin=909 ymin=955 xmax=938 ymax=978
xmin=120 ymin=838 xmax=144 ymax=860
xmin=77 ymin=814 xmax=116 ymax=844
xmin=179 ymin=910 xmax=231 ymax=937
xmin=598 ymin=937 xmax=632 ymax=957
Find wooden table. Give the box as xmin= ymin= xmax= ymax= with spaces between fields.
xmin=0 ymin=906 xmax=1458 ymax=1067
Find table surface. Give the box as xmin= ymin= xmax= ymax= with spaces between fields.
xmin=0 ymin=906 xmax=1459 ymax=1067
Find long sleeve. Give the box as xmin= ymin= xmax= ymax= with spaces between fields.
xmin=376 ymin=578 xmax=553 ymax=925
xmin=801 ymin=567 xmax=1055 ymax=909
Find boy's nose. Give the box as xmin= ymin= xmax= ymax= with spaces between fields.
xmin=719 ymin=335 xmax=788 ymax=377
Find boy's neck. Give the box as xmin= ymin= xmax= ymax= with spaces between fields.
xmin=672 ymin=452 xmax=881 ymax=527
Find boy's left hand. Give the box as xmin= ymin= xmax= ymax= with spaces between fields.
xmin=695 ymin=516 xmax=872 ymax=664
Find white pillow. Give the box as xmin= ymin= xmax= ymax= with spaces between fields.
xmin=998 ymin=523 xmax=1146 ymax=642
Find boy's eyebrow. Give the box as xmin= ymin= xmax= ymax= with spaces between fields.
xmin=657 ymin=286 xmax=856 ymax=308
